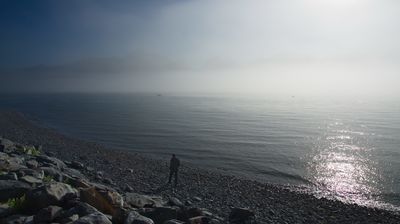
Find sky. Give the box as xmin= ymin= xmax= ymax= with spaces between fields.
xmin=0 ymin=0 xmax=399 ymax=97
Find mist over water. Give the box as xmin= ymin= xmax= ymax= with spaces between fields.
xmin=0 ymin=93 xmax=399 ymax=209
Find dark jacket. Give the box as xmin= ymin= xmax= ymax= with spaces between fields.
xmin=170 ymin=157 xmax=180 ymax=171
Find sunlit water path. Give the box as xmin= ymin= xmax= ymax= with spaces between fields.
xmin=0 ymin=93 xmax=399 ymax=210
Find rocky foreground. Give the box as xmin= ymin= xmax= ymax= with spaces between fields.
xmin=0 ymin=111 xmax=400 ymax=223
xmin=1 ymin=137 xmax=243 ymax=224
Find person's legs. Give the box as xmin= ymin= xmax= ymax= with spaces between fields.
xmin=168 ymin=170 xmax=173 ymax=183
xmin=174 ymin=170 xmax=178 ymax=186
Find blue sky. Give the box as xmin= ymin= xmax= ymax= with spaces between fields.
xmin=0 ymin=0 xmax=399 ymax=96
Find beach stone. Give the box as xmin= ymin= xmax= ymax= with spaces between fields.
xmin=20 ymin=175 xmax=42 ymax=185
xmin=17 ymin=168 xmax=44 ymax=180
xmin=3 ymin=157 xmax=26 ymax=171
xmin=58 ymin=214 xmax=79 ymax=223
xmin=68 ymin=176 xmax=92 ymax=188
xmin=61 ymin=202 xmax=99 ymax=219
xmin=25 ymin=160 xmax=39 ymax=169
xmin=0 ymin=204 xmax=15 ymax=219
xmin=1 ymin=214 xmax=31 ymax=224
xmin=25 ymin=182 xmax=78 ymax=210
xmin=63 ymin=167 xmax=86 ymax=179
xmin=0 ymin=172 xmax=18 ymax=181
xmin=80 ymin=187 xmax=123 ymax=216
xmin=73 ymin=212 xmax=112 ymax=224
xmin=193 ymin=197 xmax=202 ymax=202
xmin=188 ymin=216 xmax=212 ymax=224
xmin=33 ymin=205 xmax=63 ymax=223
xmin=140 ymin=207 xmax=178 ymax=224
xmin=103 ymin=177 xmax=114 ymax=185
xmin=124 ymin=211 xmax=154 ymax=224
xmin=125 ymin=193 xmax=164 ymax=208
xmin=40 ymin=166 xmax=64 ymax=182
xmin=36 ymin=155 xmax=66 ymax=169
xmin=229 ymin=208 xmax=255 ymax=224
xmin=70 ymin=161 xmax=85 ymax=170
xmin=185 ymin=208 xmax=204 ymax=218
xmin=0 ymin=180 xmax=31 ymax=201
xmin=168 ymin=197 xmax=183 ymax=207
xmin=124 ymin=184 xmax=134 ymax=192
xmin=86 ymin=166 xmax=95 ymax=172
xmin=0 ymin=138 xmax=15 ymax=152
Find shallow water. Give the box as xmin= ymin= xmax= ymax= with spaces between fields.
xmin=0 ymin=93 xmax=399 ymax=209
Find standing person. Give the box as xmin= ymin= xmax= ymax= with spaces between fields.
xmin=168 ymin=154 xmax=180 ymax=186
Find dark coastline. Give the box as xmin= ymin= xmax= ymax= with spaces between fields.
xmin=1 ymin=111 xmax=400 ymax=223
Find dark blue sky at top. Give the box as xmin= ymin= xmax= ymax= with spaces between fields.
xmin=0 ymin=0 xmax=399 ymax=95
xmin=0 ymin=0 xmax=170 ymax=67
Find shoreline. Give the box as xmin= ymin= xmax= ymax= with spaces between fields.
xmin=1 ymin=110 xmax=400 ymax=223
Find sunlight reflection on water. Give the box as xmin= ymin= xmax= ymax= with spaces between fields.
xmin=307 ymin=120 xmax=390 ymax=208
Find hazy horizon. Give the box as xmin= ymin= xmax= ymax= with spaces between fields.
xmin=1 ymin=0 xmax=400 ymax=98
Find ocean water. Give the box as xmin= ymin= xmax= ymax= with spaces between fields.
xmin=0 ymin=93 xmax=399 ymax=209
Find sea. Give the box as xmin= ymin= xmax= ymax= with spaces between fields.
xmin=0 ymin=93 xmax=399 ymax=210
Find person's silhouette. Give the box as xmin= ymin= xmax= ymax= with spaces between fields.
xmin=168 ymin=154 xmax=180 ymax=186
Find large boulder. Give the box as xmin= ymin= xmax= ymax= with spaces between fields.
xmin=25 ymin=182 xmax=78 ymax=211
xmin=229 ymin=208 xmax=255 ymax=224
xmin=80 ymin=187 xmax=123 ymax=217
xmin=73 ymin=212 xmax=112 ymax=224
xmin=124 ymin=193 xmax=164 ymax=208
xmin=0 ymin=180 xmax=31 ymax=202
xmin=124 ymin=211 xmax=154 ymax=224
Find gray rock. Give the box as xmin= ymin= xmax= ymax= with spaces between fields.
xmin=86 ymin=166 xmax=95 ymax=172
xmin=26 ymin=160 xmax=39 ymax=169
xmin=0 ymin=172 xmax=18 ymax=181
xmin=229 ymin=208 xmax=255 ymax=224
xmin=73 ymin=212 xmax=112 ymax=224
xmin=40 ymin=166 xmax=64 ymax=182
xmin=0 ymin=138 xmax=15 ymax=152
xmin=63 ymin=167 xmax=86 ymax=179
xmin=0 ymin=180 xmax=31 ymax=201
xmin=58 ymin=214 xmax=79 ymax=223
xmin=20 ymin=175 xmax=42 ymax=185
xmin=124 ymin=211 xmax=154 ymax=224
xmin=17 ymin=169 xmax=44 ymax=180
xmin=140 ymin=207 xmax=178 ymax=224
xmin=36 ymin=155 xmax=66 ymax=169
xmin=168 ymin=197 xmax=183 ymax=207
xmin=103 ymin=178 xmax=114 ymax=185
xmin=0 ymin=205 xmax=15 ymax=219
xmin=188 ymin=216 xmax=212 ymax=224
xmin=192 ymin=197 xmax=202 ymax=202
xmin=70 ymin=161 xmax=85 ymax=170
xmin=1 ymin=214 xmax=31 ymax=224
xmin=59 ymin=202 xmax=99 ymax=220
xmin=124 ymin=193 xmax=165 ymax=208
xmin=25 ymin=182 xmax=78 ymax=211
xmin=185 ymin=207 xmax=204 ymax=219
xmin=124 ymin=184 xmax=134 ymax=192
xmin=33 ymin=205 xmax=63 ymax=223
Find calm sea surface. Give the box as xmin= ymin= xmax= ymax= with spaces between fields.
xmin=0 ymin=93 xmax=399 ymax=209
